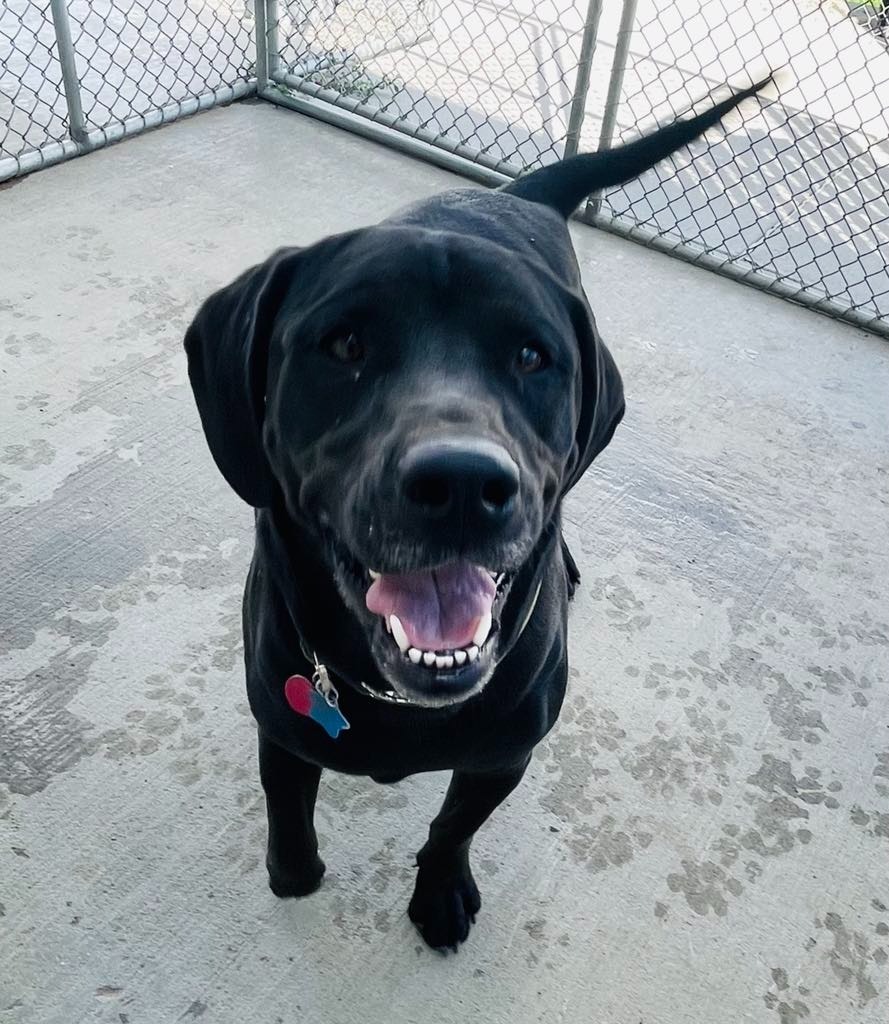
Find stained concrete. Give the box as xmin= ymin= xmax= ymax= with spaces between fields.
xmin=1 ymin=103 xmax=888 ymax=1024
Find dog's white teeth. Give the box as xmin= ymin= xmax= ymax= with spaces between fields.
xmin=495 ymin=573 xmax=506 ymax=587
xmin=389 ymin=615 xmax=410 ymax=652
xmin=369 ymin=569 xmax=381 ymax=580
xmin=408 ymin=644 xmax=481 ymax=669
xmin=472 ymin=612 xmax=492 ymax=648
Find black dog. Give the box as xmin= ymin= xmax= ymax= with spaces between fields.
xmin=185 ymin=78 xmax=768 ymax=950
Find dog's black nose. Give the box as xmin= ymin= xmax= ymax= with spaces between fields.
xmin=400 ymin=438 xmax=519 ymax=526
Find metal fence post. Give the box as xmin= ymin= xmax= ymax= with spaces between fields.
xmin=49 ymin=0 xmax=88 ymax=146
xmin=563 ymin=0 xmax=605 ymax=158
xmin=589 ymin=0 xmax=638 ymax=214
xmin=255 ymin=0 xmax=280 ymax=90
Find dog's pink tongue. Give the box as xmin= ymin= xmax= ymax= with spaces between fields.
xmin=366 ymin=562 xmax=495 ymax=650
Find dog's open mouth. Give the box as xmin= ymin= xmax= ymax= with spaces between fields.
xmin=361 ymin=561 xmax=511 ymax=705
xmin=366 ymin=561 xmax=504 ymax=670
xmin=326 ymin=534 xmax=514 ymax=705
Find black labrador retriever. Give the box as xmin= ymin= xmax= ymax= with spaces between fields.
xmin=185 ymin=78 xmax=768 ymax=950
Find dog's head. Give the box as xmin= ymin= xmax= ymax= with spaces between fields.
xmin=185 ymin=79 xmax=769 ymax=707
xmin=186 ymin=192 xmax=621 ymax=706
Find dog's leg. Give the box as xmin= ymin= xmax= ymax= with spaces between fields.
xmin=561 ymin=532 xmax=581 ymax=599
xmin=258 ymin=732 xmax=325 ymax=897
xmin=409 ymin=760 xmax=529 ymax=950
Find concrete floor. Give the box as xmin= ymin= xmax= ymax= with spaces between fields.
xmin=1 ymin=103 xmax=888 ymax=1024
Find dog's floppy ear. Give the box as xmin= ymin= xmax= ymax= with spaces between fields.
xmin=563 ymin=299 xmax=625 ymax=494
xmin=184 ymin=247 xmax=301 ymax=507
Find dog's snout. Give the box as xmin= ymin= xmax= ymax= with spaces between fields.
xmin=399 ymin=438 xmax=519 ymax=526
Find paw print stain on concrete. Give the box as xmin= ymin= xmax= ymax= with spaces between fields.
xmin=537 ymin=694 xmax=657 ymax=873
xmin=850 ymin=806 xmax=889 ymax=842
xmin=538 ymin=697 xmax=625 ymax=822
xmin=1 ymin=439 xmax=56 ymax=471
xmin=763 ymin=679 xmax=827 ymax=744
xmin=325 ymin=837 xmax=415 ymax=944
xmin=666 ymin=858 xmax=744 ymax=917
xmin=585 ymin=575 xmax=653 ymax=635
xmin=873 ymin=751 xmax=889 ymax=801
xmin=662 ymin=754 xmax=845 ymax=918
xmin=807 ymin=664 xmax=875 ymax=711
xmin=762 ymin=965 xmax=811 ymax=1023
xmin=620 ymin=701 xmax=742 ymax=805
xmin=561 ymin=812 xmax=653 ymax=874
xmin=821 ymin=911 xmax=882 ymax=1006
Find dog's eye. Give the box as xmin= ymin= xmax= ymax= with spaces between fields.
xmin=324 ymin=330 xmax=364 ymax=364
xmin=516 ymin=344 xmax=548 ymax=374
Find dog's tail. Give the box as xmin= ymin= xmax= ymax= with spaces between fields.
xmin=500 ymin=75 xmax=773 ymax=218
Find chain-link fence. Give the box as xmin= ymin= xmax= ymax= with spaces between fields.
xmin=3 ymin=0 xmax=888 ymax=336
xmin=260 ymin=0 xmax=590 ymax=175
xmin=588 ymin=0 xmax=889 ymax=334
xmin=258 ymin=0 xmax=889 ymax=334
xmin=1 ymin=0 xmax=255 ymax=181
xmin=256 ymin=0 xmax=596 ymax=180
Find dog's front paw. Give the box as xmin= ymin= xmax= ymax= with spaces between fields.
xmin=267 ymin=854 xmax=326 ymax=898
xmin=408 ymin=860 xmax=481 ymax=951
